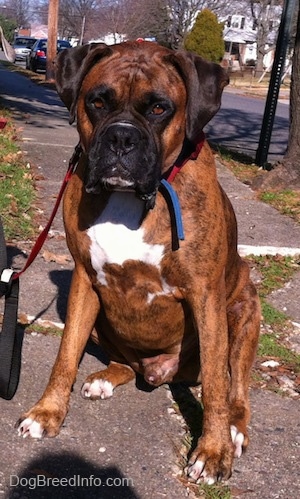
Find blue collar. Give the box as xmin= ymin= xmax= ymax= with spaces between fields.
xmin=159 ymin=132 xmax=205 ymax=251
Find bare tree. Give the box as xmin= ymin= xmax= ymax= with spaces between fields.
xmin=36 ymin=0 xmax=101 ymax=41
xmin=91 ymin=0 xmax=229 ymax=49
xmin=2 ymin=0 xmax=31 ymax=28
xmin=249 ymin=0 xmax=283 ymax=76
xmin=58 ymin=0 xmax=100 ymax=41
xmin=119 ymin=0 xmax=171 ymax=44
xmin=165 ymin=0 xmax=229 ymax=48
xmin=35 ymin=1 xmax=48 ymax=24
xmin=88 ymin=0 xmax=132 ymax=42
xmin=33 ymin=0 xmax=283 ymax=64
xmin=83 ymin=0 xmax=172 ymax=45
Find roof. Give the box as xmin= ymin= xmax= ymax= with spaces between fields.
xmin=223 ymin=27 xmax=257 ymax=44
xmin=31 ymin=24 xmax=48 ymax=38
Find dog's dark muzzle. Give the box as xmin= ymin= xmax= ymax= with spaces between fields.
xmin=105 ymin=122 xmax=142 ymax=157
xmin=85 ymin=121 xmax=161 ymax=208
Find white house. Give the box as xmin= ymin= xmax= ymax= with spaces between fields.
xmin=222 ymin=10 xmax=282 ymax=70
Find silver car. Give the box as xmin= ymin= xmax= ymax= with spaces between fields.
xmin=13 ymin=37 xmax=37 ymax=62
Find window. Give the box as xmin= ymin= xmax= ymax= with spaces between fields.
xmin=227 ymin=15 xmax=245 ymax=30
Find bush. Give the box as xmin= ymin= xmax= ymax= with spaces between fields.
xmin=184 ymin=9 xmax=224 ymax=62
xmin=0 ymin=15 xmax=17 ymax=43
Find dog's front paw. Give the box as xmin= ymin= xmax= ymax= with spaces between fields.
xmin=187 ymin=436 xmax=234 ymax=484
xmin=16 ymin=404 xmax=67 ymax=438
xmin=81 ymin=379 xmax=114 ymax=400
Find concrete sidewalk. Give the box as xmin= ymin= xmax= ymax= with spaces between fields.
xmin=1 ymin=64 xmax=300 ymax=498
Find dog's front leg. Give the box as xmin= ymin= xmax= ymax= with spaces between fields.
xmin=187 ymin=281 xmax=233 ymax=484
xmin=17 ymin=265 xmax=100 ymax=438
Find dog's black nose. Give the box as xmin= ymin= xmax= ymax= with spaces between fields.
xmin=105 ymin=123 xmax=142 ymax=156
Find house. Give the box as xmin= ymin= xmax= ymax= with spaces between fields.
xmin=222 ymin=11 xmax=281 ymax=70
xmin=89 ymin=33 xmax=126 ymax=45
xmin=223 ymin=24 xmax=257 ymax=69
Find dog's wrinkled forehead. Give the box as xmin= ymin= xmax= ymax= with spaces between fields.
xmin=80 ymin=48 xmax=185 ymax=106
xmin=55 ymin=41 xmax=229 ymax=142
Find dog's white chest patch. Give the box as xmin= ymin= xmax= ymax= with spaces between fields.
xmin=87 ymin=192 xmax=165 ymax=285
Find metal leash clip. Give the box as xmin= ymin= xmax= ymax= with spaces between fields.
xmin=0 ymin=268 xmax=15 ymax=298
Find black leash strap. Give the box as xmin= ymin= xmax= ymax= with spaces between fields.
xmin=0 ymin=218 xmax=22 ymax=400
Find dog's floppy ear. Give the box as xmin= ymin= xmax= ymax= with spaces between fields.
xmin=55 ymin=43 xmax=113 ymax=124
xmin=167 ymin=50 xmax=229 ymax=143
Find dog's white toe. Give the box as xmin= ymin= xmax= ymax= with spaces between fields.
xmin=187 ymin=460 xmax=217 ymax=484
xmin=17 ymin=418 xmax=44 ymax=439
xmin=230 ymin=425 xmax=245 ymax=458
xmin=81 ymin=379 xmax=114 ymax=400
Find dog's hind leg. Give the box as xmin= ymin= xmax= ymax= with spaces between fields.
xmin=227 ymin=280 xmax=260 ymax=457
xmin=81 ymin=362 xmax=135 ymax=400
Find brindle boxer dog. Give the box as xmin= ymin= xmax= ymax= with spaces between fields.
xmin=17 ymin=41 xmax=260 ymax=484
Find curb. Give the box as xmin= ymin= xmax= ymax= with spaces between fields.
xmin=238 ymin=245 xmax=300 ymax=257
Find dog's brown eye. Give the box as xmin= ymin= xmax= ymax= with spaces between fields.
xmin=93 ymin=99 xmax=104 ymax=109
xmin=151 ymin=104 xmax=165 ymax=115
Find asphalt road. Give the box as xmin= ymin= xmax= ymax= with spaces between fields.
xmin=206 ymin=88 xmax=289 ymax=163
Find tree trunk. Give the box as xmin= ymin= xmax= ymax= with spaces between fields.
xmin=255 ymin=28 xmax=266 ymax=78
xmin=285 ymin=3 xmax=300 ymax=164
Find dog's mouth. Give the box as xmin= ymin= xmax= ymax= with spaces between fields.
xmin=99 ymin=176 xmax=135 ymax=192
xmin=85 ymin=164 xmax=135 ymax=194
xmin=85 ymin=174 xmax=158 ymax=210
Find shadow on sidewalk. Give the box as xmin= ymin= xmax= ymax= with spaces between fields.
xmin=7 ymin=451 xmax=140 ymax=498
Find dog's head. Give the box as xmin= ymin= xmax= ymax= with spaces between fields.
xmin=55 ymin=41 xmax=228 ymax=206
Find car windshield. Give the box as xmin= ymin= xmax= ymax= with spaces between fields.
xmin=57 ymin=40 xmax=71 ymax=49
xmin=14 ymin=38 xmax=35 ymax=47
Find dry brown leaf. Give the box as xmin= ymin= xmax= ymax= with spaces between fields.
xmin=42 ymin=250 xmax=71 ymax=265
xmin=2 ymin=152 xmax=20 ymax=162
xmin=9 ymin=199 xmax=18 ymax=214
xmin=18 ymin=312 xmax=29 ymax=325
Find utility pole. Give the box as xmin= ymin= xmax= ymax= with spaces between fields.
xmin=46 ymin=0 xmax=59 ymax=81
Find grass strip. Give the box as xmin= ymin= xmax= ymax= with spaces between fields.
xmin=0 ymin=105 xmax=35 ymax=239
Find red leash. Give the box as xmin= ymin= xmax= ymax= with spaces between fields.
xmin=12 ymin=143 xmax=82 ymax=280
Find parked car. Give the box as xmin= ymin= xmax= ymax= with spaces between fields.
xmin=13 ymin=36 xmax=37 ymax=62
xmin=26 ymin=38 xmax=72 ymax=72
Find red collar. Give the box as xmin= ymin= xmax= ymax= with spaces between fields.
xmin=164 ymin=131 xmax=205 ymax=183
